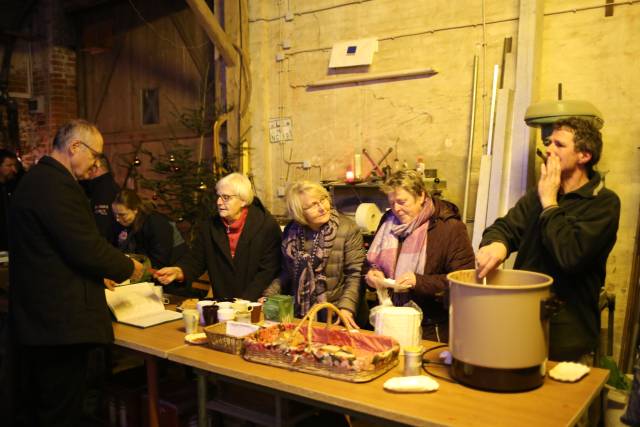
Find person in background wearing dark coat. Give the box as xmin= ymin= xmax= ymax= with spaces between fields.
xmin=365 ymin=170 xmax=475 ymax=342
xmin=155 ymin=172 xmax=282 ymax=302
xmin=0 ymin=149 xmax=20 ymax=251
xmin=112 ymin=188 xmax=186 ymax=269
xmin=7 ymin=119 xmax=144 ymax=427
xmin=81 ymin=156 xmax=120 ymax=245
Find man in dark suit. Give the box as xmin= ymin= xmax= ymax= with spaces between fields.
xmin=7 ymin=119 xmax=144 ymax=427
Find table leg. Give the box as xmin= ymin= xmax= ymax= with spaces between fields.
xmin=196 ymin=369 xmax=208 ymax=427
xmin=145 ymin=354 xmax=160 ymax=427
xmin=275 ymin=395 xmax=283 ymax=427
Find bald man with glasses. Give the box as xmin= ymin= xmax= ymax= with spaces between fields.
xmin=7 ymin=119 xmax=144 ymax=427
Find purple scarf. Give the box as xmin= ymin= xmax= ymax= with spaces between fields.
xmin=282 ymin=210 xmax=339 ymax=317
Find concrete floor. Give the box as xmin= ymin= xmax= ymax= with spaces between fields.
xmin=605 ymin=388 xmax=631 ymax=427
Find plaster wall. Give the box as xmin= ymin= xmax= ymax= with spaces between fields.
xmin=247 ymin=0 xmax=639 ymax=359
xmin=248 ymin=0 xmax=519 ymax=212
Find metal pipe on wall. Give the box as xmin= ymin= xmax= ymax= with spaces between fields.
xmin=487 ymin=64 xmax=500 ymax=156
xmin=462 ymin=55 xmax=479 ymax=223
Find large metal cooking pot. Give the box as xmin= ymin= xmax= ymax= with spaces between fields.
xmin=447 ymin=269 xmax=555 ymax=392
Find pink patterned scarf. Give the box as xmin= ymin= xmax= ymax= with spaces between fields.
xmin=366 ymin=199 xmax=434 ymax=279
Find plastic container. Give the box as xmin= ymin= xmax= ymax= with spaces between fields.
xmin=263 ymin=295 xmax=294 ymax=322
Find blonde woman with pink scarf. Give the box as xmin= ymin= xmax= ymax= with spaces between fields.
xmin=365 ymin=170 xmax=474 ymax=342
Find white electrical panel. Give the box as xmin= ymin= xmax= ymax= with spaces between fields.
xmin=269 ymin=117 xmax=293 ymax=143
xmin=329 ymin=38 xmax=378 ymax=68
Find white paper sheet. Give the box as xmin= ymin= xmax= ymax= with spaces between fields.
xmin=105 ymin=282 xmax=181 ymax=328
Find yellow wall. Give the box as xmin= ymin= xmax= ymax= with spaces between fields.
xmin=247 ymin=0 xmax=640 ymax=358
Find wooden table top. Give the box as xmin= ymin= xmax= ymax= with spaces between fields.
xmin=112 ymin=317 xmax=609 ymax=427
xmin=112 ymin=319 xmax=189 ymax=358
xmin=166 ymin=342 xmax=609 ymax=427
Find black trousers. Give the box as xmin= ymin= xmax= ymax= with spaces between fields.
xmin=11 ymin=343 xmax=94 ymax=427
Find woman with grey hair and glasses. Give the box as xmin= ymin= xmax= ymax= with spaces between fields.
xmin=264 ymin=180 xmax=365 ymax=329
xmin=155 ymin=172 xmax=282 ymax=301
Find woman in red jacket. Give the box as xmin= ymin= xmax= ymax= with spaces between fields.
xmin=365 ymin=170 xmax=475 ymax=342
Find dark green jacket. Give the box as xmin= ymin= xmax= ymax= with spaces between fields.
xmin=481 ymin=172 xmax=620 ymax=360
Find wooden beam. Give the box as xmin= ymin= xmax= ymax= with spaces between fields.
xmin=503 ymin=0 xmax=544 ymax=209
xmin=170 ymin=11 xmax=207 ymax=79
xmin=185 ymin=0 xmax=237 ymax=67
xmin=224 ymin=0 xmax=251 ymax=173
xmin=620 ymin=200 xmax=640 ymax=371
xmin=102 ymin=127 xmax=205 ymax=145
xmin=91 ymin=34 xmax=126 ymax=123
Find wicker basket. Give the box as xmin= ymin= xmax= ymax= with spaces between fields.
xmin=243 ymin=303 xmax=399 ymax=383
xmin=204 ymin=323 xmax=245 ymax=355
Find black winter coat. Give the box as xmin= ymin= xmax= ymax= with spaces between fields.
xmin=81 ymin=172 xmax=120 ymax=245
xmin=9 ymin=156 xmax=133 ymax=345
xmin=117 ymin=211 xmax=186 ymax=269
xmin=176 ymin=198 xmax=282 ymax=301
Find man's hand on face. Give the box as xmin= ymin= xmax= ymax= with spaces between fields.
xmin=538 ymin=154 xmax=561 ymax=208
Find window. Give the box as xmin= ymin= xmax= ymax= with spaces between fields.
xmin=142 ymin=88 xmax=159 ymax=125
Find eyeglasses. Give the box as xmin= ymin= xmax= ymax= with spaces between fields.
xmin=76 ymin=140 xmax=104 ymax=160
xmin=303 ymin=196 xmax=329 ymax=212
xmin=217 ymin=193 xmax=237 ymax=203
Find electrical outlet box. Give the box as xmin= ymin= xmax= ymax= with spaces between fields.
xmin=282 ymin=39 xmax=291 ymax=49
xmin=269 ymin=117 xmax=293 ymax=143
xmin=277 ymin=186 xmax=286 ymax=197
xmin=285 ymin=11 xmax=294 ymax=21
xmin=329 ymin=38 xmax=378 ymax=68
xmin=275 ymin=52 xmax=285 ymax=62
xmin=302 ymin=160 xmax=311 ymax=169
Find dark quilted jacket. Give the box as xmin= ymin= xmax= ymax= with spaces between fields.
xmin=265 ymin=213 xmax=365 ymax=314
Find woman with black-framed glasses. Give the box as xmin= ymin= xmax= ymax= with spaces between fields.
xmin=155 ymin=173 xmax=282 ymax=301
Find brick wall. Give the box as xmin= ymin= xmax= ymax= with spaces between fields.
xmin=9 ymin=0 xmax=78 ymax=168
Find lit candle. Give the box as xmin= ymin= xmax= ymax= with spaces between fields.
xmin=345 ymin=169 xmax=355 ymax=183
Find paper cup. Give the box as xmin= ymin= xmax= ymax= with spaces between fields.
xmin=232 ymin=300 xmax=253 ymax=312
xmin=250 ymin=302 xmax=262 ymax=323
xmin=235 ymin=311 xmax=252 ymax=324
xmin=202 ymin=305 xmax=219 ymax=326
xmin=196 ymin=300 xmax=215 ymax=325
xmin=217 ymin=308 xmax=236 ymax=322
xmin=182 ymin=309 xmax=199 ymax=334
